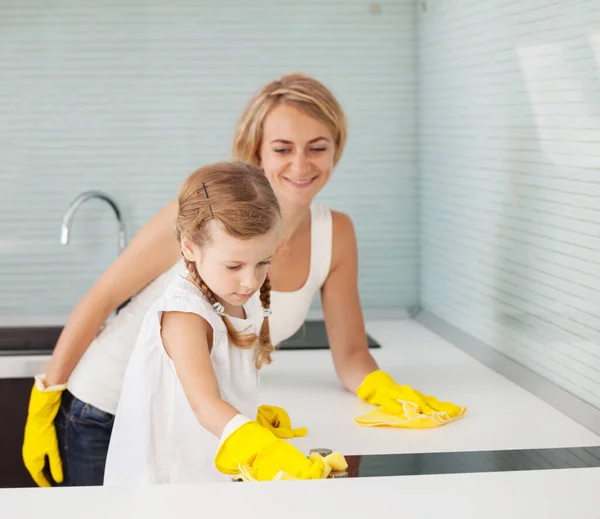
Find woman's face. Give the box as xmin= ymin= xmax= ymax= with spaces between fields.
xmin=259 ymin=103 xmax=336 ymax=208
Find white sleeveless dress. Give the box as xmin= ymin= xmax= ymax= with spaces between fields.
xmin=103 ymin=275 xmax=263 ymax=485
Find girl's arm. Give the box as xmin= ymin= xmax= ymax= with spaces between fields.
xmin=161 ymin=310 xmax=348 ymax=481
xmin=160 ymin=311 xmax=239 ymax=436
xmin=45 ymin=199 xmax=181 ymax=386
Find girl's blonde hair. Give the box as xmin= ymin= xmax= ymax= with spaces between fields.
xmin=176 ymin=160 xmax=281 ymax=368
xmin=233 ymin=72 xmax=348 ymax=167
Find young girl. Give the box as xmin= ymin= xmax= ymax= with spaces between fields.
xmin=103 ymin=161 xmax=337 ymax=485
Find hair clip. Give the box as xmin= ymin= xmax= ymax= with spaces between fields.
xmin=201 ymin=182 xmax=215 ymax=219
xmin=262 ymin=307 xmax=272 ymax=318
xmin=213 ymin=301 xmax=225 ymax=315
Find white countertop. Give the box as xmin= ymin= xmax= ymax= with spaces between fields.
xmin=2 ymin=467 xmax=599 ymax=519
xmin=0 ymin=354 xmax=52 ymax=379
xmin=2 ymin=319 xmax=599 ymax=517
xmin=262 ymin=320 xmax=599 ymax=454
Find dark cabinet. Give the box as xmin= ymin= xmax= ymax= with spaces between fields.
xmin=0 ymin=378 xmax=36 ymax=488
xmin=0 ymin=326 xmax=61 ymax=487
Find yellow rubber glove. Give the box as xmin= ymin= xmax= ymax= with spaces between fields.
xmin=355 ymin=370 xmax=466 ymax=428
xmin=216 ymin=418 xmax=338 ymax=481
xmin=249 ymin=451 xmax=348 ymax=482
xmin=256 ymin=405 xmax=308 ymax=439
xmin=22 ymin=375 xmax=67 ymax=487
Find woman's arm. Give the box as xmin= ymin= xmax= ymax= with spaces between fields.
xmin=45 ymin=199 xmax=181 ymax=386
xmin=160 ymin=311 xmax=239 ymax=436
xmin=320 ymin=211 xmax=378 ymax=393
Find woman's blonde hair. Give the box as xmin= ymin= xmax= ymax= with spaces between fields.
xmin=176 ymin=160 xmax=281 ymax=369
xmin=233 ymin=72 xmax=348 ymax=167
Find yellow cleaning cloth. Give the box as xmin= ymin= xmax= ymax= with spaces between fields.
xmin=355 ymin=370 xmax=466 ymax=428
xmin=234 ymin=451 xmax=348 ymax=482
xmin=355 ymin=399 xmax=466 ymax=428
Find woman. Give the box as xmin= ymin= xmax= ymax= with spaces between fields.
xmin=22 ymin=73 xmax=460 ymax=487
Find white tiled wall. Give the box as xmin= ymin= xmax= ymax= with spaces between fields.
xmin=418 ymin=0 xmax=600 ymax=409
xmin=0 ymin=0 xmax=418 ymax=318
xmin=5 ymin=0 xmax=598 ymax=416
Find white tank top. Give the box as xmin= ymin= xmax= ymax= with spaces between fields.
xmin=103 ymin=275 xmax=262 ymax=485
xmin=68 ymin=203 xmax=332 ymax=414
xmin=269 ymin=204 xmax=332 ymax=346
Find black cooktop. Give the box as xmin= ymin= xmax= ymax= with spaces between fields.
xmin=332 ymin=446 xmax=600 ymax=478
xmin=0 ymin=320 xmax=381 ymax=355
xmin=277 ymin=320 xmax=381 ymax=351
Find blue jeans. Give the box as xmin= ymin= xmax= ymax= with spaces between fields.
xmin=54 ymin=390 xmax=114 ymax=486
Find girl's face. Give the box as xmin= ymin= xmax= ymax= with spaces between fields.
xmin=259 ymin=104 xmax=336 ymax=208
xmin=182 ymin=222 xmax=279 ymax=312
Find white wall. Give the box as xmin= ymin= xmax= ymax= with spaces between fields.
xmin=0 ymin=0 xmax=418 ymax=319
xmin=418 ymin=0 xmax=600 ymax=409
